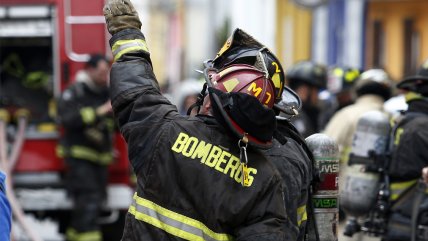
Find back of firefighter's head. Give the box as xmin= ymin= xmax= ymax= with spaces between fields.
xmin=201 ymin=64 xmax=277 ymax=148
xmin=397 ymin=58 xmax=428 ymax=103
xmin=212 ymin=28 xmax=285 ymax=104
xmin=85 ymin=53 xmax=110 ymax=87
xmin=286 ymin=61 xmax=327 ymax=106
xmin=354 ymin=69 xmax=392 ymax=101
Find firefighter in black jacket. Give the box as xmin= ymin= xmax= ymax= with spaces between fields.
xmin=265 ymin=117 xmax=314 ymax=241
xmin=385 ymin=59 xmax=428 ymax=241
xmin=211 ymin=29 xmax=314 ymax=240
xmin=103 ymin=0 xmax=293 ymax=240
xmin=57 ymin=54 xmax=114 ymax=241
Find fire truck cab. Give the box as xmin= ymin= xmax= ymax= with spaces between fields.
xmin=0 ymin=0 xmax=132 ymax=239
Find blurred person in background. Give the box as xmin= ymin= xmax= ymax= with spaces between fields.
xmin=286 ymin=61 xmax=327 ymax=137
xmin=324 ymin=69 xmax=392 ymax=164
xmin=319 ymin=66 xmax=361 ymax=130
xmin=384 ymin=59 xmax=428 ymax=241
xmin=323 ymin=68 xmax=392 ymax=241
xmin=57 ymin=54 xmax=114 ymax=241
xmin=169 ymin=78 xmax=203 ymax=116
xmin=103 ymin=1 xmax=292 ymax=240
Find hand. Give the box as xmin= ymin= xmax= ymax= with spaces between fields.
xmin=96 ymin=101 xmax=113 ymax=116
xmin=103 ymin=0 xmax=142 ymax=35
xmin=423 ymin=167 xmax=428 ymax=184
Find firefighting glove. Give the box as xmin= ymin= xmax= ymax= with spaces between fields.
xmin=103 ymin=0 xmax=142 ymax=35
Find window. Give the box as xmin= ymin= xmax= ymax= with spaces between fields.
xmin=372 ymin=20 xmax=385 ymax=68
xmin=403 ymin=18 xmax=420 ymax=76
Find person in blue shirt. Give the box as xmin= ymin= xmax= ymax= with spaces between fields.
xmin=0 ymin=171 xmax=12 ymax=241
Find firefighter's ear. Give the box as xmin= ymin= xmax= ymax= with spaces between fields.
xmin=199 ymin=95 xmax=212 ymax=116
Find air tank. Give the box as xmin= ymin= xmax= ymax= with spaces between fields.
xmin=306 ymin=133 xmax=340 ymax=241
xmin=340 ymin=110 xmax=391 ymax=216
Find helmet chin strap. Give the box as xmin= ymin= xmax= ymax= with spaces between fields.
xmin=187 ymin=83 xmax=208 ymax=115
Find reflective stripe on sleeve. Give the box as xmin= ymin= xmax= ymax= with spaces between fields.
xmin=394 ymin=127 xmax=404 ymax=145
xmin=112 ymin=39 xmax=149 ymax=61
xmin=79 ymin=107 xmax=96 ymax=124
xmin=66 ymin=228 xmax=102 ymax=241
xmin=390 ymin=179 xmax=418 ymax=201
xmin=129 ymin=193 xmax=233 ymax=241
xmin=57 ymin=145 xmax=113 ymax=165
xmin=297 ymin=205 xmax=307 ymax=226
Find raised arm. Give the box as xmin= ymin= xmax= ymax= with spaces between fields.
xmin=104 ymin=0 xmax=178 ymax=131
xmin=103 ymin=0 xmax=179 ymax=172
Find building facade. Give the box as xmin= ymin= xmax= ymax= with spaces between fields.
xmin=312 ymin=0 xmax=428 ymax=81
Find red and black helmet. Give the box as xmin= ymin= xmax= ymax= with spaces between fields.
xmin=207 ymin=64 xmax=276 ymax=108
xmin=212 ymin=28 xmax=285 ymax=104
xmin=204 ymin=64 xmax=277 ymax=148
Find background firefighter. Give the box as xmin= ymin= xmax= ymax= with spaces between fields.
xmin=286 ymin=61 xmax=327 ymax=138
xmin=323 ymin=69 xmax=392 ymax=241
xmin=57 ymin=54 xmax=114 ymax=241
xmin=103 ymin=0 xmax=294 ymax=240
xmin=384 ymin=59 xmax=428 ymax=241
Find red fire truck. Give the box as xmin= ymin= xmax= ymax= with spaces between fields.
xmin=0 ymin=0 xmax=132 ymax=239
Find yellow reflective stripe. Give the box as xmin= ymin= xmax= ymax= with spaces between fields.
xmin=129 ymin=205 xmax=202 ymax=241
xmin=80 ymin=107 xmax=96 ymax=124
xmin=57 ymin=145 xmax=113 ymax=164
xmin=70 ymin=146 xmax=113 ymax=165
xmin=390 ymin=179 xmax=418 ymax=201
xmin=112 ymin=39 xmax=149 ymax=61
xmin=297 ymin=205 xmax=307 ymax=226
xmin=66 ymin=228 xmax=102 ymax=241
xmin=130 ymin=193 xmax=233 ymax=241
xmin=394 ymin=127 xmax=404 ymax=145
xmin=68 ymin=146 xmax=113 ymax=165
